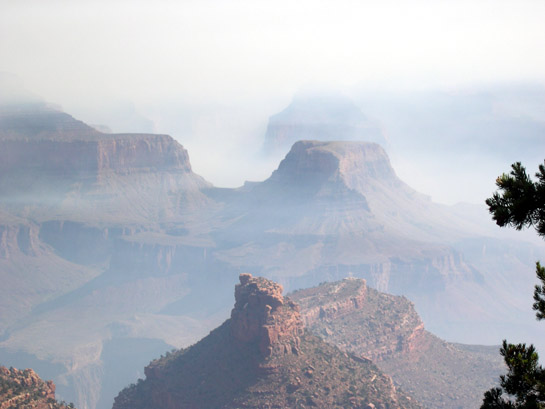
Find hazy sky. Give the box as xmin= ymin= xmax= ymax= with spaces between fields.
xmin=2 ymin=0 xmax=545 ymax=203
xmin=3 ymin=0 xmax=545 ymax=102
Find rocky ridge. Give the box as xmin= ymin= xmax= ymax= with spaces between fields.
xmin=113 ymin=274 xmax=421 ymax=409
xmin=292 ymin=279 xmax=425 ymax=362
xmin=291 ymin=279 xmax=505 ymax=409
xmin=0 ymin=365 xmax=72 ymax=409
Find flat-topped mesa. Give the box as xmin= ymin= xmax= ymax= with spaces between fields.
xmin=230 ymin=274 xmax=303 ymax=357
xmin=271 ymin=141 xmax=398 ymax=185
xmin=0 ymin=107 xmax=195 ymax=178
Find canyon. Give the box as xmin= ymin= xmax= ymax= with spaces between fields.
xmin=0 ymin=101 xmax=542 ymax=409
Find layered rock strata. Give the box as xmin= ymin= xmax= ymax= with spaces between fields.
xmin=230 ymin=273 xmax=303 ymax=357
xmin=293 ymin=278 xmax=426 ymax=362
xmin=0 ymin=366 xmax=71 ymax=409
xmin=291 ymin=278 xmax=505 ymax=409
xmin=113 ymin=274 xmax=421 ymax=409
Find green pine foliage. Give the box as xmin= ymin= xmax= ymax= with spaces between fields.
xmin=482 ymin=161 xmax=545 ymax=408
xmin=533 ymin=262 xmax=545 ymax=321
xmin=486 ymin=161 xmax=545 ymax=238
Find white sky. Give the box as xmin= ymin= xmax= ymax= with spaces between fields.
xmin=2 ymin=0 xmax=545 ymax=203
xmin=3 ymin=0 xmax=545 ymax=104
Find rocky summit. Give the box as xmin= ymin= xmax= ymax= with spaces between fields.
xmin=291 ymin=279 xmax=505 ymax=409
xmin=0 ymin=365 xmax=73 ymax=409
xmin=112 ymin=274 xmax=421 ymax=409
xmin=230 ymin=273 xmax=303 ymax=357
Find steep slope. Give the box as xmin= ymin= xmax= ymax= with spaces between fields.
xmin=0 ymin=365 xmax=74 ymax=409
xmin=0 ymin=103 xmax=220 ymax=409
xmin=291 ymin=278 xmax=504 ymax=409
xmin=256 ymin=140 xmax=504 ymax=242
xmin=211 ymin=140 xmax=545 ymax=348
xmin=113 ymin=274 xmax=421 ymax=409
xmin=213 ymin=141 xmax=506 ymax=336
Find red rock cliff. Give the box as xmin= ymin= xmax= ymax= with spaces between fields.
xmin=0 ymin=108 xmax=196 ymax=186
xmin=292 ymin=278 xmax=427 ymax=362
xmin=230 ymin=273 xmax=304 ymax=357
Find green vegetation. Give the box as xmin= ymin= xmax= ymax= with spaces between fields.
xmin=482 ymin=161 xmax=545 ymax=409
xmin=486 ymin=161 xmax=545 ymax=239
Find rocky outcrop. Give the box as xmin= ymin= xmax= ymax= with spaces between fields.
xmin=0 ymin=106 xmax=213 ymax=227
xmin=270 ymin=140 xmax=397 ymax=187
xmin=297 ymin=278 xmax=367 ymax=328
xmin=291 ymin=279 xmax=505 ymax=409
xmin=0 ymin=365 xmax=71 ymax=409
xmin=230 ymin=274 xmax=303 ymax=357
xmin=113 ymin=275 xmax=421 ymax=409
xmin=0 ymin=135 xmax=193 ymax=181
xmin=254 ymin=139 xmax=481 ymax=244
xmin=292 ymin=279 xmax=427 ymax=362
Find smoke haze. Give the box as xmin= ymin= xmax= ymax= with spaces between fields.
xmin=2 ymin=0 xmax=545 ymax=202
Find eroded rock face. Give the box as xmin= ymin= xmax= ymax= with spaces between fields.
xmin=0 ymin=107 xmax=197 ymax=196
xmin=271 ymin=140 xmax=397 ymax=187
xmin=230 ymin=274 xmax=303 ymax=357
xmin=292 ymin=278 xmax=427 ymax=362
xmin=113 ymin=274 xmax=421 ymax=409
xmin=290 ymin=279 xmax=505 ymax=409
xmin=0 ymin=136 xmax=193 ymax=181
xmin=299 ymin=278 xmax=368 ymax=328
xmin=0 ymin=365 xmax=69 ymax=409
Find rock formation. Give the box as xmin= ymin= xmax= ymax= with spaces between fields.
xmin=0 ymin=103 xmax=216 ymax=409
xmin=230 ymin=273 xmax=303 ymax=357
xmin=0 ymin=104 xmax=212 ymax=223
xmin=113 ymin=274 xmax=421 ymax=409
xmin=1 ymin=99 xmax=540 ymax=409
xmin=215 ymin=139 xmax=491 ymax=344
xmin=0 ymin=365 xmax=72 ymax=409
xmin=291 ymin=278 xmax=505 ymax=409
xmin=292 ymin=279 xmax=426 ymax=362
